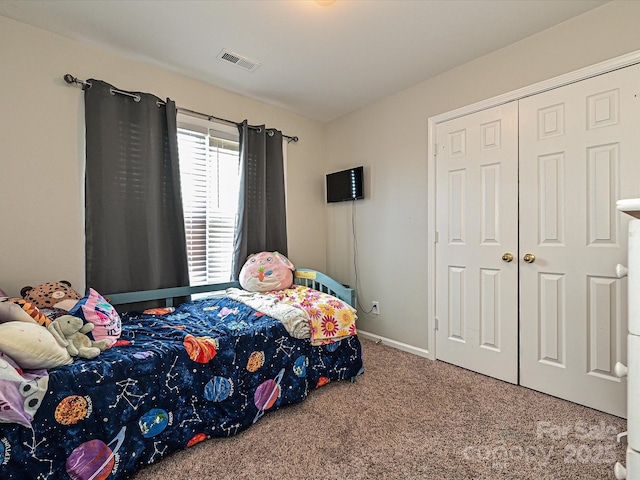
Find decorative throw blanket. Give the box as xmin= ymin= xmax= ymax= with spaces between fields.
xmin=229 ymin=285 xmax=357 ymax=346
xmin=225 ymin=288 xmax=310 ymax=339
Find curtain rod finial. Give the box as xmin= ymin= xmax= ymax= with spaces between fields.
xmin=63 ymin=74 xmax=92 ymax=89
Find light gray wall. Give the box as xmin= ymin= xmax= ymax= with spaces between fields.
xmin=0 ymin=15 xmax=327 ymax=297
xmin=325 ymin=0 xmax=640 ymax=351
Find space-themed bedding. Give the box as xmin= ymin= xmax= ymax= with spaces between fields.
xmin=0 ymin=294 xmax=364 ymax=480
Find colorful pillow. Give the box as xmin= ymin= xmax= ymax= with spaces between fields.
xmin=68 ymin=289 xmax=121 ymax=347
xmin=239 ymin=251 xmax=295 ymax=292
xmin=0 ymin=298 xmax=51 ymax=326
xmin=0 ymin=353 xmax=49 ymax=428
xmin=0 ymin=322 xmax=72 ymax=369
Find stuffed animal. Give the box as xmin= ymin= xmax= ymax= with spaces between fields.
xmin=47 ymin=315 xmax=110 ymax=360
xmin=21 ymin=281 xmax=82 ymax=311
xmin=239 ymin=251 xmax=295 ymax=292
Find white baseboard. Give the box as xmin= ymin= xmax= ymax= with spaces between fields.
xmin=357 ymin=330 xmax=432 ymax=359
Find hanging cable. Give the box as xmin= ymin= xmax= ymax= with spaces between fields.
xmin=352 ymin=200 xmax=375 ymax=315
xmin=64 ymin=74 xmax=299 ymax=143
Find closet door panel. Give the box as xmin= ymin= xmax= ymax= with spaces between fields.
xmin=435 ymin=101 xmax=519 ymax=384
xmin=519 ymin=63 xmax=640 ymax=418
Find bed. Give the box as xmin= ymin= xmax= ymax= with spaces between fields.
xmin=0 ymin=268 xmax=363 ymax=480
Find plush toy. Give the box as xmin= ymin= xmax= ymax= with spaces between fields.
xmin=0 ymin=297 xmax=51 ymax=326
xmin=47 ymin=315 xmax=110 ymax=360
xmin=21 ymin=281 xmax=82 ymax=311
xmin=239 ymin=251 xmax=295 ymax=292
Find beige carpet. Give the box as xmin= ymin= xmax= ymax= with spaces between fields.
xmin=131 ymin=338 xmax=626 ymax=479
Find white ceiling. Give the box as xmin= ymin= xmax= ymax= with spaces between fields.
xmin=0 ymin=0 xmax=609 ymax=122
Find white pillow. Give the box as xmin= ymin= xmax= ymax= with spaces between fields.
xmin=0 ymin=322 xmax=72 ymax=369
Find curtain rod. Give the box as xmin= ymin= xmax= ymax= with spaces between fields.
xmin=64 ymin=74 xmax=299 ymax=143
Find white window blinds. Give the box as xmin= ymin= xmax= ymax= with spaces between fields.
xmin=177 ymin=125 xmax=240 ymax=285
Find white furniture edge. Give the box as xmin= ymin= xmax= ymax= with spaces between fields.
xmin=618 ymin=199 xmax=640 ymax=219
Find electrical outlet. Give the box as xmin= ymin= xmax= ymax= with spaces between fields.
xmin=371 ymin=301 xmax=379 ymax=315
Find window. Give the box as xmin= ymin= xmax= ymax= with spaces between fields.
xmin=177 ymin=120 xmax=240 ymax=286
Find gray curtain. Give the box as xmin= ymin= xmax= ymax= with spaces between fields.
xmin=84 ymin=79 xmax=189 ymax=294
xmin=232 ymin=121 xmax=288 ymax=279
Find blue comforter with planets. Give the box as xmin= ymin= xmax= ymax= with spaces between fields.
xmin=0 ymin=295 xmax=363 ymax=480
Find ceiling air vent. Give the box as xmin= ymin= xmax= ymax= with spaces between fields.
xmin=217 ymin=49 xmax=261 ymax=72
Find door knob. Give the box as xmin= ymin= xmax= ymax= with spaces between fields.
xmin=614 ymin=362 xmax=628 ymax=378
xmin=523 ymin=253 xmax=536 ymax=263
xmin=616 ymin=264 xmax=628 ymax=278
xmin=501 ymin=253 xmax=514 ymax=262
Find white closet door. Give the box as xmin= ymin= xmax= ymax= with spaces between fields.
xmin=435 ymin=101 xmax=519 ymax=384
xmin=519 ymin=63 xmax=640 ymax=417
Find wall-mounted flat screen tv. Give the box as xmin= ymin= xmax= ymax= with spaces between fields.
xmin=326 ymin=166 xmax=364 ymax=203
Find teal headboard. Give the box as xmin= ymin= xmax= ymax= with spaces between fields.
xmin=106 ymin=269 xmax=356 ymax=309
